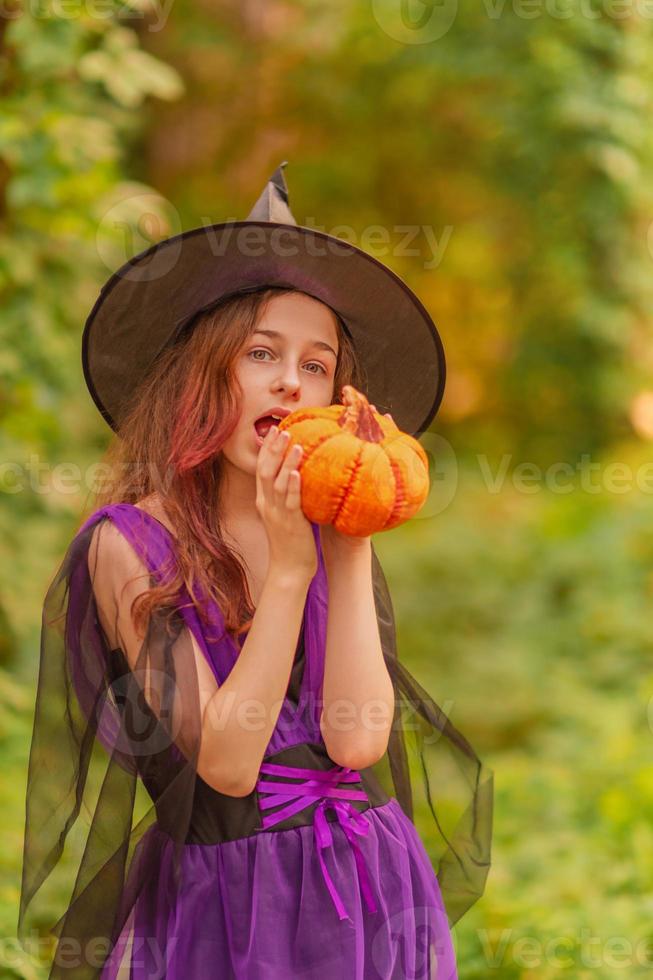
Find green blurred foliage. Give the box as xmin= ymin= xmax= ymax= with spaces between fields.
xmin=2 ymin=0 xmax=653 ymax=976
xmin=136 ymin=0 xmax=653 ymax=462
xmin=0 ymin=3 xmax=185 ymax=975
xmin=0 ymin=0 xmax=184 ymax=653
xmin=374 ymin=458 xmax=653 ymax=978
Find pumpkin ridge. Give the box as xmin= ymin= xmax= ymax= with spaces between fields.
xmin=303 ymin=431 xmax=339 ymax=455
xmin=281 ymin=410 xmax=324 ymax=428
xmin=383 ymin=456 xmax=407 ymax=530
xmin=332 ymin=442 xmax=365 ymax=527
xmin=295 ymin=429 xmax=339 ymax=523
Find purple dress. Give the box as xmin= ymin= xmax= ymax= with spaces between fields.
xmin=19 ymin=501 xmax=492 ymax=979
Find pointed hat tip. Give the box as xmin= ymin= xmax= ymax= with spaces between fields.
xmin=270 ymin=160 xmax=289 ymax=201
xmin=246 ymin=160 xmax=296 ymax=225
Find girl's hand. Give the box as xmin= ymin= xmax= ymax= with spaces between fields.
xmin=319 ymin=522 xmax=371 ymax=555
xmin=256 ymin=426 xmax=318 ymax=581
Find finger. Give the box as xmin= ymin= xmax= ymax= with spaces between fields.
xmin=285 ymin=468 xmax=302 ymax=508
xmin=257 ymin=429 xmax=285 ymax=506
xmin=260 ymin=424 xmax=280 ymax=456
xmin=258 ymin=427 xmax=288 ymax=477
xmin=273 ymin=443 xmax=302 ymax=496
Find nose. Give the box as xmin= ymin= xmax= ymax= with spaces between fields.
xmin=272 ymin=365 xmax=302 ymax=398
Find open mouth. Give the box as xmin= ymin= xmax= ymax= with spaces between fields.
xmin=253 ymin=413 xmax=284 ymax=446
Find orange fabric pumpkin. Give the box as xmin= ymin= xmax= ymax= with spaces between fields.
xmin=277 ymin=385 xmax=430 ymax=536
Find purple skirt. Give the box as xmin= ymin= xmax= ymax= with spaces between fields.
xmin=102 ymin=796 xmax=456 ymax=980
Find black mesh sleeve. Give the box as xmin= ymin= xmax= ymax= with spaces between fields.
xmin=17 ymin=516 xmax=206 ymax=979
xmin=368 ymin=542 xmax=493 ymax=927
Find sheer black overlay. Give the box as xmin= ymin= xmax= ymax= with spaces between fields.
xmin=17 ymin=505 xmax=492 ymax=977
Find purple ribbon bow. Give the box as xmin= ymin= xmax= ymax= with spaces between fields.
xmin=255 ymin=761 xmax=378 ymax=922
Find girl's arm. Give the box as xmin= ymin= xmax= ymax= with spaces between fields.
xmin=91 ymin=521 xmax=312 ymax=797
xmin=318 ymin=536 xmax=395 ymax=770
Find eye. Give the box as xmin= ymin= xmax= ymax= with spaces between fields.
xmin=248 ymin=348 xmax=327 ymax=375
xmin=249 ymin=348 xmax=271 ymax=361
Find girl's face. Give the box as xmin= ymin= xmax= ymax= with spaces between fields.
xmin=222 ymin=291 xmax=339 ymax=476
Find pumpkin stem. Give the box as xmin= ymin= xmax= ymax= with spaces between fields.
xmin=337 ymin=385 xmax=385 ymax=443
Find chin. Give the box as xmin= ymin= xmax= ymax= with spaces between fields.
xmin=243 ymin=447 xmax=259 ymax=473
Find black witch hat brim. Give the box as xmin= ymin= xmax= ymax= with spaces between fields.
xmin=82 ymin=163 xmax=446 ymax=438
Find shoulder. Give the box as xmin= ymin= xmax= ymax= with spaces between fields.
xmin=86 ymin=516 xmax=150 ymax=592
xmin=133 ymin=493 xmax=177 ymax=538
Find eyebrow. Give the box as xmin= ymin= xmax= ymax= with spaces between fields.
xmin=252 ymin=329 xmax=338 ymax=359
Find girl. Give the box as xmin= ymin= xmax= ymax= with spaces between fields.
xmin=18 ymin=165 xmax=492 ymax=979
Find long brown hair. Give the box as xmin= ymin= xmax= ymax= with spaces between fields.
xmin=89 ymin=285 xmax=365 ymax=644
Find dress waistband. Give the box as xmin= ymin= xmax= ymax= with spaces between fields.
xmin=255 ymin=761 xmax=378 ymax=923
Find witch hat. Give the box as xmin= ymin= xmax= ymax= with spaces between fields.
xmin=82 ymin=161 xmax=445 ymax=437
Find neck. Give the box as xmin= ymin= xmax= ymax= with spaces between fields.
xmin=218 ymin=460 xmax=262 ymax=527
